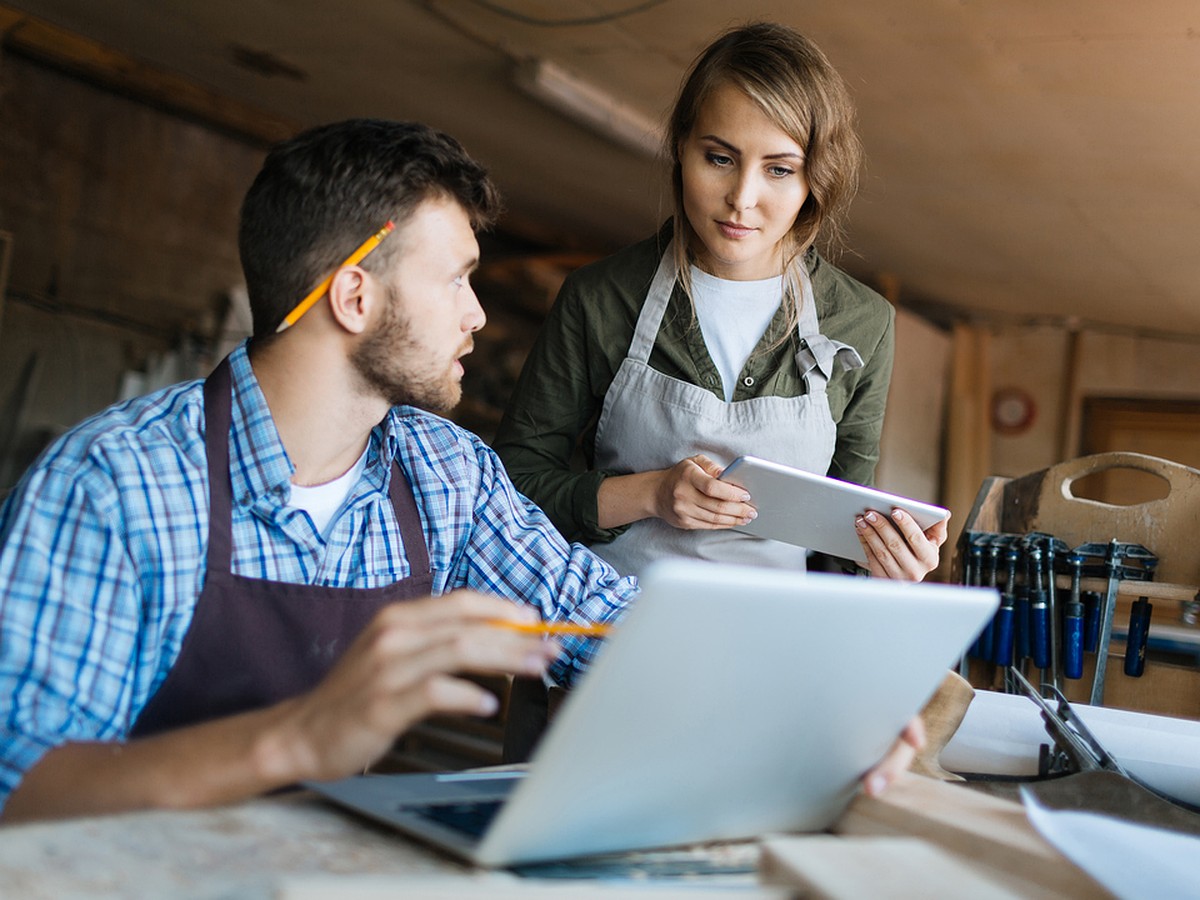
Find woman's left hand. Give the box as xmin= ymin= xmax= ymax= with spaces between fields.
xmin=855 ymin=508 xmax=948 ymax=582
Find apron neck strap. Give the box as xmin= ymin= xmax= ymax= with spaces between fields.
xmin=627 ymin=241 xmax=681 ymax=364
xmin=202 ymin=357 xmax=235 ymax=573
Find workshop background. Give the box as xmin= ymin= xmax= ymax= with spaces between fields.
xmin=1 ymin=0 xmax=1198 ymax=557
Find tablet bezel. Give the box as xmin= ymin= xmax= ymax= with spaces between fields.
xmin=719 ymin=455 xmax=950 ymax=564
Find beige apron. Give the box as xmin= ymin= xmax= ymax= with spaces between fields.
xmin=591 ymin=242 xmax=863 ymax=576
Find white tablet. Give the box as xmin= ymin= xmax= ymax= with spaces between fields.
xmin=719 ymin=455 xmax=950 ymax=565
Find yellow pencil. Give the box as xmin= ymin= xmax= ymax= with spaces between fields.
xmin=489 ymin=620 xmax=611 ymax=637
xmin=275 ymin=220 xmax=396 ymax=333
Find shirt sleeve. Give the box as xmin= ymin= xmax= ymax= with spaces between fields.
xmin=451 ymin=437 xmax=637 ymax=688
xmin=0 ymin=460 xmax=144 ymax=812
xmin=492 ymin=269 xmax=629 ymax=545
xmin=826 ymin=302 xmax=896 ymax=487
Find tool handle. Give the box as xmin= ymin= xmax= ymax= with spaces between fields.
xmin=972 ymin=619 xmax=994 ymax=661
xmin=1063 ymin=602 xmax=1084 ymax=679
xmin=1015 ymin=592 xmax=1031 ymax=660
xmin=1030 ymin=593 xmax=1051 ymax=669
xmin=1057 ymin=451 xmax=1182 ymax=502
xmin=1082 ymin=590 xmax=1101 ymax=653
xmin=1123 ymin=597 xmax=1153 ymax=678
xmin=993 ymin=604 xmax=1015 ymax=667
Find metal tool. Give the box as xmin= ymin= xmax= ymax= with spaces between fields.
xmin=959 ymin=540 xmax=984 ymax=676
xmin=1072 ymin=540 xmax=1158 ymax=706
xmin=982 ymin=539 xmax=1003 ymax=663
xmin=1124 ymin=596 xmax=1152 ymax=678
xmin=994 ymin=547 xmax=1018 ymax=669
xmin=1010 ymin=668 xmax=1200 ymax=833
xmin=1082 ymin=590 xmax=1101 ymax=653
xmin=1009 ymin=668 xmax=1128 ymax=778
xmin=1028 ymin=532 xmax=1068 ymax=692
xmin=1013 ymin=544 xmax=1032 ymax=670
xmin=1028 ymin=545 xmax=1051 ymax=674
xmin=1062 ymin=554 xmax=1084 ymax=680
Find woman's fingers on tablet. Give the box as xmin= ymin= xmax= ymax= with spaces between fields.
xmin=856 ymin=510 xmax=940 ymax=581
xmin=891 ymin=509 xmax=942 ymax=572
xmin=856 ymin=512 xmax=900 ymax=578
xmin=924 ymin=516 xmax=950 ymax=548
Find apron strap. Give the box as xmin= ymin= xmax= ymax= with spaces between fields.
xmin=202 ymin=357 xmax=235 ymax=573
xmin=792 ymin=261 xmax=864 ymax=394
xmin=796 ymin=335 xmax=864 ymax=395
xmin=387 ymin=461 xmax=432 ymax=576
xmin=627 ymin=241 xmax=681 ymax=364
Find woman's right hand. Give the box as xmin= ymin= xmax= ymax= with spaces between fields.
xmin=651 ymin=455 xmax=758 ymax=530
xmin=597 ymin=455 xmax=758 ymax=531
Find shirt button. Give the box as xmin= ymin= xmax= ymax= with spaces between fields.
xmin=743 ymin=376 xmax=755 ymax=387
xmin=705 ymin=375 xmax=716 ymax=386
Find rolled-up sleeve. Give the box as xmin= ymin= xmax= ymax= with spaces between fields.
xmin=442 ymin=434 xmax=638 ymax=687
xmin=0 ymin=461 xmax=143 ymax=812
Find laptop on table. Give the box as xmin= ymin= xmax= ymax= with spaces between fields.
xmin=307 ymin=559 xmax=998 ymax=868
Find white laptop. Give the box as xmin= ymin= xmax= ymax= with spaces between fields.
xmin=307 ymin=559 xmax=997 ymax=868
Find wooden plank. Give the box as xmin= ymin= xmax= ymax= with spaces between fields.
xmin=760 ymin=835 xmax=1022 ymax=899
xmin=0 ymin=4 xmax=298 ymax=146
xmin=834 ymin=774 xmax=1110 ymax=898
xmin=1051 ymin=575 xmax=1198 ymax=605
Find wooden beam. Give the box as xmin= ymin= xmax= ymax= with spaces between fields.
xmin=1056 ymin=327 xmax=1083 ymax=462
xmin=0 ymin=4 xmax=298 ymax=147
xmin=940 ymin=323 xmax=992 ymax=577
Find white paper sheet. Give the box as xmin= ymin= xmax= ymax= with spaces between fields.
xmin=942 ymin=689 xmax=1200 ymax=806
xmin=1023 ymin=790 xmax=1200 ymax=900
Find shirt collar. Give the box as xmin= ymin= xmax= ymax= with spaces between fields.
xmin=222 ymin=342 xmax=403 ymax=512
xmin=225 ymin=343 xmax=294 ymax=510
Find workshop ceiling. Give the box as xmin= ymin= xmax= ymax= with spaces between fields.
xmin=6 ymin=0 xmax=1200 ymax=336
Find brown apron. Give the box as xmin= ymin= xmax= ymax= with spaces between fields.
xmin=131 ymin=357 xmax=434 ymax=737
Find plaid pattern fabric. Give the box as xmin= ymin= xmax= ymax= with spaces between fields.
xmin=0 ymin=343 xmax=634 ymax=809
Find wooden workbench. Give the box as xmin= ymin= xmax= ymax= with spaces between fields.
xmin=0 ymin=775 xmax=1107 ymax=898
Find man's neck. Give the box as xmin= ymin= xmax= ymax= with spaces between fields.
xmin=247 ymin=336 xmax=389 ymax=486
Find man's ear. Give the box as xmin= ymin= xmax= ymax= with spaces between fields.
xmin=326 ymin=266 xmax=372 ymax=335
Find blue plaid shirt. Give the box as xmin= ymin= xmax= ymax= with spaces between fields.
xmin=0 ymin=344 xmax=635 ymax=809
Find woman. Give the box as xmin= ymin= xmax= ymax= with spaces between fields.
xmin=494 ymin=22 xmax=945 ymax=580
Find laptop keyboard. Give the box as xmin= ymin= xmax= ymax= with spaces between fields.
xmin=408 ymin=800 xmax=504 ymax=837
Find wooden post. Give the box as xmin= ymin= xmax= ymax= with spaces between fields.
xmin=939 ymin=323 xmax=992 ymax=580
xmin=1056 ymin=325 xmax=1083 ymax=463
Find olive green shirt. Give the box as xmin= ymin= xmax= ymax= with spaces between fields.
xmin=493 ymin=223 xmax=896 ymax=545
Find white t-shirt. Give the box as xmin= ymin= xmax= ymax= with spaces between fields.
xmin=689 ymin=265 xmax=784 ymax=402
xmin=287 ymin=445 xmax=370 ymax=539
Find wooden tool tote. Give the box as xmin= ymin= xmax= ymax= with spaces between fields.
xmin=958 ymin=451 xmax=1200 ymax=717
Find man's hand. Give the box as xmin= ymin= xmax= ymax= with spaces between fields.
xmin=4 ymin=591 xmax=560 ymax=822
xmin=274 ymin=591 xmax=561 ymax=782
xmin=862 ymin=717 xmax=926 ymax=797
xmin=855 ymin=508 xmax=948 ymax=581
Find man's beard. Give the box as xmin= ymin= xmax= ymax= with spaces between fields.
xmin=350 ymin=290 xmax=463 ymax=414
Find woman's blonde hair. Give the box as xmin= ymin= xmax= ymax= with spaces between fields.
xmin=667 ymin=22 xmax=863 ymax=336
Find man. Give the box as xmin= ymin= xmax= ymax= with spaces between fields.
xmin=0 ymin=119 xmax=919 ymax=822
